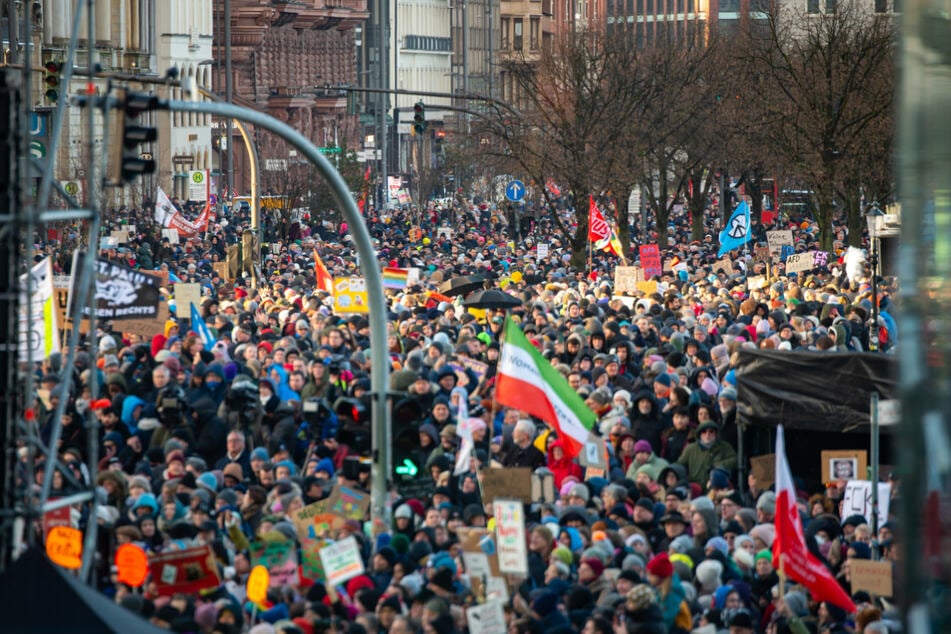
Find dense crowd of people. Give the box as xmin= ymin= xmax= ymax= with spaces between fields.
xmin=25 ymin=190 xmax=901 ymax=634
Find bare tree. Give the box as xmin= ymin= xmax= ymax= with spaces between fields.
xmin=738 ymin=0 xmax=895 ymax=250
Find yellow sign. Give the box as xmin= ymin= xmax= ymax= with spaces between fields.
xmin=46 ymin=525 xmax=82 ymax=569
xmin=246 ymin=565 xmax=270 ymax=604
xmin=333 ymin=277 xmax=369 ymax=314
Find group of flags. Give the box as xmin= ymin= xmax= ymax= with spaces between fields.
xmin=493 ymin=312 xmax=856 ymax=614
xmin=588 ymin=196 xmax=625 ymax=259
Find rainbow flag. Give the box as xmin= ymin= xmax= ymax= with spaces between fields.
xmin=383 ymin=267 xmax=410 ymax=290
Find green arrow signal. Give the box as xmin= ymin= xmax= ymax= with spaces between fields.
xmin=394 ymin=458 xmax=418 ymax=477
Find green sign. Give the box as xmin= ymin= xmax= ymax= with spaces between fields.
xmin=318 ymin=147 xmax=342 ymax=155
xmin=395 ymin=458 xmax=418 ymax=477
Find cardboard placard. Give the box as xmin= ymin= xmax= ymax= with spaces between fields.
xmin=821 ymin=450 xmax=868 ymax=483
xmin=635 ymin=280 xmax=658 ymax=295
xmin=614 ymin=266 xmax=644 ymax=294
xmin=750 ymin=453 xmax=776 ymax=488
xmin=213 ymin=261 xmax=230 ymax=281
xmin=747 ymin=275 xmax=767 ymax=290
xmin=328 ymin=484 xmax=371 ymax=521
xmin=333 ymin=277 xmax=369 ymax=314
xmin=291 ymin=496 xmax=347 ymax=540
xmin=493 ymin=499 xmax=528 ymax=576
xmin=175 ymin=283 xmax=203 ymax=320
xmin=753 ymin=246 xmax=772 ymax=264
xmin=457 ymin=526 xmax=501 ymax=578
xmin=536 ymin=243 xmax=549 ymax=259
xmin=766 ymin=230 xmax=794 ymax=255
xmin=712 ymin=257 xmax=734 ymax=275
xmin=162 ymin=228 xmax=180 ymax=244
xmin=531 ymin=471 xmax=556 ymax=504
xmin=458 ymin=356 xmax=489 ymax=383
xmin=785 ymin=251 xmax=816 ymax=274
xmin=480 ymin=467 xmax=533 ymax=505
xmin=850 ymin=559 xmax=893 ymax=597
xmin=319 ymin=536 xmax=366 ymax=586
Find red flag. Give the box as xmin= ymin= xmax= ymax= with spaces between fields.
xmin=773 ymin=425 xmax=856 ymax=613
xmin=588 ymin=196 xmax=610 ymax=242
xmin=313 ymin=249 xmax=334 ymax=293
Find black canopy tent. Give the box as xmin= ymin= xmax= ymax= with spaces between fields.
xmin=734 ymin=349 xmax=899 ymax=489
xmin=0 ymin=548 xmax=167 ymax=634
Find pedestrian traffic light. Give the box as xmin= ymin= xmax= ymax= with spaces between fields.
xmin=44 ymin=60 xmax=63 ymax=103
xmin=109 ymin=89 xmax=158 ymax=185
xmin=413 ymin=101 xmax=427 ymax=134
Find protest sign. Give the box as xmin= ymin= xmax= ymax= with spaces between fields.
xmin=635 ymin=280 xmax=658 ymax=295
xmin=68 ymin=254 xmax=162 ymax=321
xmin=480 ymin=467 xmax=533 ymax=505
xmin=750 ymin=453 xmax=776 ymax=489
xmin=841 ymin=480 xmax=891 ymax=528
xmin=300 ymin=538 xmax=329 ymax=582
xmin=45 ymin=526 xmax=82 ymax=569
xmin=785 ymin=251 xmax=816 ymax=275
xmin=639 ymin=245 xmax=662 ymax=279
xmin=175 ymin=284 xmax=203 ymax=321
xmin=328 ymin=485 xmax=371 ymax=521
xmin=579 ymin=435 xmax=607 ymax=469
xmin=850 ymin=559 xmax=893 ymax=597
xmin=614 ymin=266 xmax=643 ymax=294
xmin=149 ymin=545 xmax=221 ymax=596
xmin=333 ymin=277 xmax=369 ymax=314
xmin=493 ymin=499 xmax=528 ymax=576
xmin=747 ymin=275 xmax=767 ymax=290
xmin=250 ymin=540 xmax=299 ymax=587
xmin=457 ymin=527 xmax=501 ymax=579
xmin=319 ymin=536 xmax=365 ymax=586
xmin=458 ymin=356 xmax=489 ymax=383
xmin=536 ymin=243 xmax=549 ymax=259
xmin=712 ymin=257 xmax=734 ymax=275
xmin=467 ymin=601 xmax=506 ymax=634
xmin=821 ymin=450 xmax=868 ymax=483
xmin=291 ymin=496 xmax=347 ymax=540
xmin=766 ymin=230 xmax=794 ymax=255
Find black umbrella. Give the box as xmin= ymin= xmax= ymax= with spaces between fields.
xmin=462 ymin=289 xmax=523 ymax=310
xmin=438 ymin=274 xmax=487 ymax=297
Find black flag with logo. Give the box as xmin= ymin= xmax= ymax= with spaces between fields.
xmin=70 ymin=252 xmax=162 ymax=320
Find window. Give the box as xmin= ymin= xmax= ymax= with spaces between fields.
xmin=825 ymin=0 xmax=836 ymax=11
xmin=530 ymin=17 xmax=540 ymax=50
xmin=501 ymin=18 xmax=510 ymax=49
xmin=807 ymin=0 xmax=819 ymax=12
xmin=874 ymin=0 xmax=888 ymax=11
xmin=513 ymin=18 xmax=523 ymax=51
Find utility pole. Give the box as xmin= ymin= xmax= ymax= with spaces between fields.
xmin=224 ymin=0 xmax=234 ymax=197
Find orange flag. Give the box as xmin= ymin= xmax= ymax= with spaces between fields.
xmin=313 ymin=249 xmax=334 ymax=293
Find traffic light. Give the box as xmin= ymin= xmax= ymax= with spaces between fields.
xmin=110 ymin=89 xmax=158 ymax=185
xmin=44 ymin=60 xmax=63 ymax=103
xmin=412 ymin=101 xmax=426 ymax=134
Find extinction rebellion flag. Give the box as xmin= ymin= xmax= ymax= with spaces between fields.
xmin=70 ymin=252 xmax=162 ymax=321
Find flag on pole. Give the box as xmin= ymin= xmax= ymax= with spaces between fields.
xmin=155 ymin=187 xmax=176 ymax=225
xmin=773 ymin=425 xmax=857 ymax=613
xmin=718 ymin=200 xmax=752 ymax=257
xmin=313 ymin=249 xmax=334 ymax=294
xmin=496 ymin=317 xmax=596 ymax=457
xmin=190 ymin=302 xmax=216 ymax=351
xmin=589 ymin=196 xmax=624 ymax=258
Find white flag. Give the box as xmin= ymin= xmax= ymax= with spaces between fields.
xmin=154 ymin=187 xmax=176 ymax=226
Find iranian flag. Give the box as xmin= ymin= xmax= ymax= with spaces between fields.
xmin=496 ymin=318 xmax=596 ymax=457
xmin=773 ymin=425 xmax=856 ymax=613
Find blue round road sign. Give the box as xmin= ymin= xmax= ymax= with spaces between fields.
xmin=505 ymin=180 xmax=525 ymax=202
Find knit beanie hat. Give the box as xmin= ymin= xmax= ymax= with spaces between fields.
xmin=646 ymin=552 xmax=674 ymax=579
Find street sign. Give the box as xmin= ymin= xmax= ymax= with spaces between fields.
xmin=505 ymin=180 xmax=525 ymax=202
xmin=30 ymin=140 xmax=46 ymax=158
xmin=30 ymin=112 xmax=47 ymax=137
xmin=319 ymin=147 xmax=342 ymax=155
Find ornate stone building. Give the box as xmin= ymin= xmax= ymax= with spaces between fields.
xmin=214 ymin=0 xmax=369 ymax=196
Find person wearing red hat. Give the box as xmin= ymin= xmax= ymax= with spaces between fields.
xmin=646 ymin=552 xmax=692 ymax=632
xmin=579 ymin=556 xmax=613 ymax=606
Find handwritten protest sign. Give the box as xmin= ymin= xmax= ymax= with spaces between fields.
xmin=750 ymin=454 xmax=776 ymax=489
xmin=841 ymin=480 xmax=891 ymax=528
xmin=766 ymin=230 xmax=794 ymax=255
xmin=467 ymin=601 xmax=507 ymax=634
xmin=639 ymin=245 xmax=662 ymax=279
xmin=319 ymin=536 xmax=365 ymax=586
xmin=614 ymin=266 xmax=644 ymax=294
xmin=493 ymin=499 xmax=528 ymax=576
xmin=785 ymin=251 xmax=816 ymax=274
xmin=329 ymin=485 xmax=371 ymax=521
xmin=291 ymin=497 xmax=347 ymax=540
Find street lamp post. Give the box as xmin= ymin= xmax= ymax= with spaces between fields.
xmin=865 ymin=202 xmax=885 ymax=352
